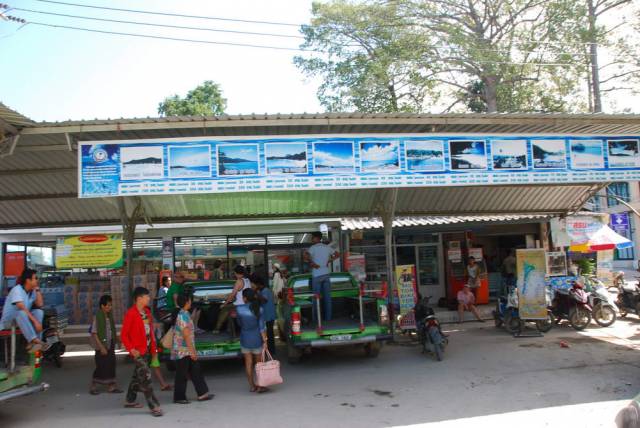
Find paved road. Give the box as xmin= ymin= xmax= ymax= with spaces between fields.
xmin=2 ymin=319 xmax=640 ymax=428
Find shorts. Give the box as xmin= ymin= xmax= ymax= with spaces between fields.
xmin=241 ymin=347 xmax=262 ymax=355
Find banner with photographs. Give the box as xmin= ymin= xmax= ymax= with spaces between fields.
xmin=78 ymin=135 xmax=640 ymax=198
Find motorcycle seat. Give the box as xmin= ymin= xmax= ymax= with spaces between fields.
xmin=623 ymin=284 xmax=639 ymax=293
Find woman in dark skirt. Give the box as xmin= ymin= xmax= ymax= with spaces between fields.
xmin=89 ymin=295 xmax=122 ymax=395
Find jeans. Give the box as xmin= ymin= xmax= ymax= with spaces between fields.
xmin=13 ymin=309 xmax=44 ymax=343
xmin=312 ymin=274 xmax=332 ymax=323
xmin=174 ymin=357 xmax=209 ymax=401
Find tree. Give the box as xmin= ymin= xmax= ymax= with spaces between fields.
xmin=296 ymin=0 xmax=589 ymax=113
xmin=158 ymin=81 xmax=227 ymax=116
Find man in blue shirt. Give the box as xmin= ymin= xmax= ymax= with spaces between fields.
xmin=0 ymin=268 xmax=44 ymax=351
xmin=304 ymin=232 xmax=340 ymax=323
xmin=250 ymin=274 xmax=276 ymax=356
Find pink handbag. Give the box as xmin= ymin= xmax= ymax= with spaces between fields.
xmin=255 ymin=349 xmax=283 ymax=387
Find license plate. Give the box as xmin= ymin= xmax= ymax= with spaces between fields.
xmin=330 ymin=334 xmax=352 ymax=342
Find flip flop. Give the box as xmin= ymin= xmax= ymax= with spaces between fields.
xmin=197 ymin=394 xmax=214 ymax=401
xmin=257 ymin=387 xmax=270 ymax=394
xmin=124 ymin=402 xmax=144 ymax=409
xmin=107 ymin=388 xmax=123 ymax=394
xmin=249 ymin=386 xmax=258 ymax=393
xmin=151 ymin=408 xmax=164 ymax=417
xmin=160 ymin=384 xmax=173 ymax=391
xmin=89 ymin=389 xmax=100 ymax=396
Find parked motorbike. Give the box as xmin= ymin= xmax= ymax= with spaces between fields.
xmin=583 ymin=276 xmax=618 ymax=327
xmin=494 ymin=287 xmax=553 ymax=333
xmin=550 ymin=280 xmax=592 ymax=330
xmin=42 ymin=308 xmax=66 ymax=367
xmin=493 ymin=286 xmax=523 ymax=334
xmin=608 ymin=278 xmax=640 ymax=319
xmin=415 ymin=297 xmax=447 ymax=361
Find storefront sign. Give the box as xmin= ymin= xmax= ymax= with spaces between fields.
xmin=468 ymin=248 xmax=483 ymax=260
xmin=3 ymin=252 xmax=25 ymax=276
xmin=597 ymin=249 xmax=614 ymax=287
xmin=395 ymin=265 xmax=417 ymax=330
xmin=55 ymin=234 xmax=123 ymax=269
xmin=516 ymin=249 xmax=548 ymax=319
xmin=78 ymin=135 xmax=640 ymax=198
xmin=610 ymin=213 xmax=630 ymax=236
xmin=447 ymin=249 xmax=462 ymax=262
xmin=345 ymin=254 xmax=366 ymax=282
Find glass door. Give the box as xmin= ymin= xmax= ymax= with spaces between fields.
xmin=417 ymin=245 xmax=444 ymax=300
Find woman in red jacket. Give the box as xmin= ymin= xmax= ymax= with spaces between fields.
xmin=121 ymin=287 xmax=163 ymax=417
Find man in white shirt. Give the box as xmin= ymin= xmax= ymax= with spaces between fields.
xmin=0 ymin=268 xmax=44 ymax=351
xmin=304 ymin=232 xmax=340 ymax=323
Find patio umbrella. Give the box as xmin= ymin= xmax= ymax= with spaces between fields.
xmin=569 ymin=224 xmax=633 ymax=252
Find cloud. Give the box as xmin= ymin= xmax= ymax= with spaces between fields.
xmin=492 ymin=140 xmax=526 ymax=157
xmin=315 ymin=150 xmax=352 ymax=166
xmin=362 ymin=142 xmax=398 ymax=162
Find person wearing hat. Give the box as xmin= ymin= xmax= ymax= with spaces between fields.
xmin=457 ymin=284 xmax=484 ymax=323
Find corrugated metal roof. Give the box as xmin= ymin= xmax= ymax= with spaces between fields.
xmin=0 ymin=102 xmax=35 ymax=130
xmin=341 ymin=214 xmax=551 ymax=230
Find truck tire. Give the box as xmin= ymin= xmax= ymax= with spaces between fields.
xmin=287 ymin=342 xmax=303 ymax=364
xmin=364 ymin=342 xmax=381 ymax=358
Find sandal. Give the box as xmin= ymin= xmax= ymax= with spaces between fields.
xmin=89 ymin=389 xmax=100 ymax=396
xmin=160 ymin=384 xmax=173 ymax=391
xmin=197 ymin=394 xmax=214 ymax=401
xmin=151 ymin=408 xmax=163 ymax=417
xmin=124 ymin=402 xmax=144 ymax=409
xmin=249 ymin=386 xmax=258 ymax=393
xmin=107 ymin=388 xmax=123 ymax=394
xmin=257 ymin=387 xmax=270 ymax=394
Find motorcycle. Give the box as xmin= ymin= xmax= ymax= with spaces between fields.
xmin=608 ymin=278 xmax=640 ymax=319
xmin=494 ymin=286 xmax=554 ymax=334
xmin=550 ymin=280 xmax=592 ymax=330
xmin=583 ymin=276 xmax=618 ymax=327
xmin=493 ymin=286 xmax=523 ymax=334
xmin=415 ymin=297 xmax=448 ymax=361
xmin=42 ymin=307 xmax=66 ymax=367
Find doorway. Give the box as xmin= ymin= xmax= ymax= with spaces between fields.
xmin=395 ymin=244 xmax=444 ymax=300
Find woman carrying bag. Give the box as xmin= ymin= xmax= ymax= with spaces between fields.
xmin=89 ymin=295 xmax=122 ymax=395
xmin=171 ymin=293 xmax=213 ymax=404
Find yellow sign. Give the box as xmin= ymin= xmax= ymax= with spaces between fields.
xmin=516 ymin=249 xmax=548 ymax=319
xmin=56 ymin=234 xmax=123 ymax=269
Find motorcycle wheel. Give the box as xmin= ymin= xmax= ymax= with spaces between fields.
xmin=569 ymin=307 xmax=591 ymax=330
xmin=504 ymin=313 xmax=523 ymax=334
xmin=535 ymin=312 xmax=554 ymax=333
xmin=593 ymin=304 xmax=617 ymax=327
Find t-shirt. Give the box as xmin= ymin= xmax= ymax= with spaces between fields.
xmin=0 ymin=285 xmax=36 ymax=329
xmin=171 ymin=309 xmax=193 ymax=360
xmin=259 ymin=288 xmax=276 ymax=322
xmin=139 ymin=308 xmax=151 ymax=350
xmin=165 ymin=282 xmax=184 ymax=311
xmin=467 ymin=264 xmax=480 ymax=287
xmin=308 ymin=243 xmax=334 ymax=277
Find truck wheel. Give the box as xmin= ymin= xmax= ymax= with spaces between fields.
xmin=165 ymin=360 xmax=176 ymax=372
xmin=364 ymin=342 xmax=381 ymax=358
xmin=287 ymin=343 xmax=303 ymax=364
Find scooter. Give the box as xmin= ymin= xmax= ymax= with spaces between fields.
xmin=493 ymin=286 xmax=523 ymax=334
xmin=583 ymin=276 xmax=618 ymax=327
xmin=550 ymin=280 xmax=592 ymax=330
xmin=608 ymin=279 xmax=640 ymax=319
xmin=415 ymin=297 xmax=448 ymax=361
xmin=42 ymin=308 xmax=66 ymax=367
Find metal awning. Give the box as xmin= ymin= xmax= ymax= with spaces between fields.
xmin=341 ymin=214 xmax=551 ymax=230
xmin=1 ymin=109 xmax=637 ymax=229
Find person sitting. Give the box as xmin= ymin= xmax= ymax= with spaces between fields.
xmin=0 ymin=268 xmax=44 ymax=352
xmin=457 ymin=285 xmax=484 ymax=323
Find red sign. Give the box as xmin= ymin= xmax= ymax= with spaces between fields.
xmin=4 ymin=252 xmax=25 ymax=276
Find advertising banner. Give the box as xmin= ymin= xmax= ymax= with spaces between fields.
xmin=395 ymin=265 xmax=418 ymax=330
xmin=597 ymin=249 xmax=615 ymax=287
xmin=516 ymin=249 xmax=548 ymax=319
xmin=345 ymin=254 xmax=366 ymax=282
xmin=56 ymin=234 xmax=123 ymax=269
xmin=78 ymin=135 xmax=640 ymax=198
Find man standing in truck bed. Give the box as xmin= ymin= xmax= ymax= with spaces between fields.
xmin=304 ymin=232 xmax=340 ymax=323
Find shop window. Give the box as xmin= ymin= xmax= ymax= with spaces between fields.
xmin=607 ymin=183 xmax=630 ymax=207
xmin=395 ymin=230 xmax=439 ymax=245
xmin=6 ymin=244 xmax=25 ymax=252
xmin=175 ymin=236 xmax=228 ymax=280
xmin=26 ymin=246 xmax=54 ymax=269
xmin=585 ymin=196 xmax=601 ymax=212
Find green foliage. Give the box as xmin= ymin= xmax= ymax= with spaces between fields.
xmin=158 ymin=81 xmax=227 ymax=116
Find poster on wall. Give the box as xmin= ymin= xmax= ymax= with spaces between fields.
xmin=546 ymin=251 xmax=567 ymax=276
xmin=78 ymin=134 xmax=640 ymax=198
xmin=55 ymin=234 xmax=123 ymax=269
xmin=516 ymin=249 xmax=548 ymax=319
xmin=345 ymin=254 xmax=366 ymax=282
xmin=395 ymin=265 xmax=418 ymax=330
xmin=597 ymin=249 xmax=614 ymax=287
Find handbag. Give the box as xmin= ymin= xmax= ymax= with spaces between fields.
xmin=160 ymin=327 xmax=174 ymax=349
xmin=255 ymin=348 xmax=283 ymax=387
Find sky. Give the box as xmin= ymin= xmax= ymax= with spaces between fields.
xmin=0 ymin=0 xmax=322 ymax=122
xmin=314 ymin=142 xmax=354 ymax=166
xmin=219 ymin=144 xmax=258 ymax=161
xmin=266 ymin=142 xmax=307 ymax=158
xmin=169 ymin=145 xmax=210 ymax=167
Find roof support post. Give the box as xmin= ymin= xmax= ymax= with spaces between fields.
xmin=117 ymin=197 xmax=145 ymax=306
xmin=380 ymin=188 xmax=398 ymax=339
xmin=0 ymin=135 xmax=20 ymax=158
